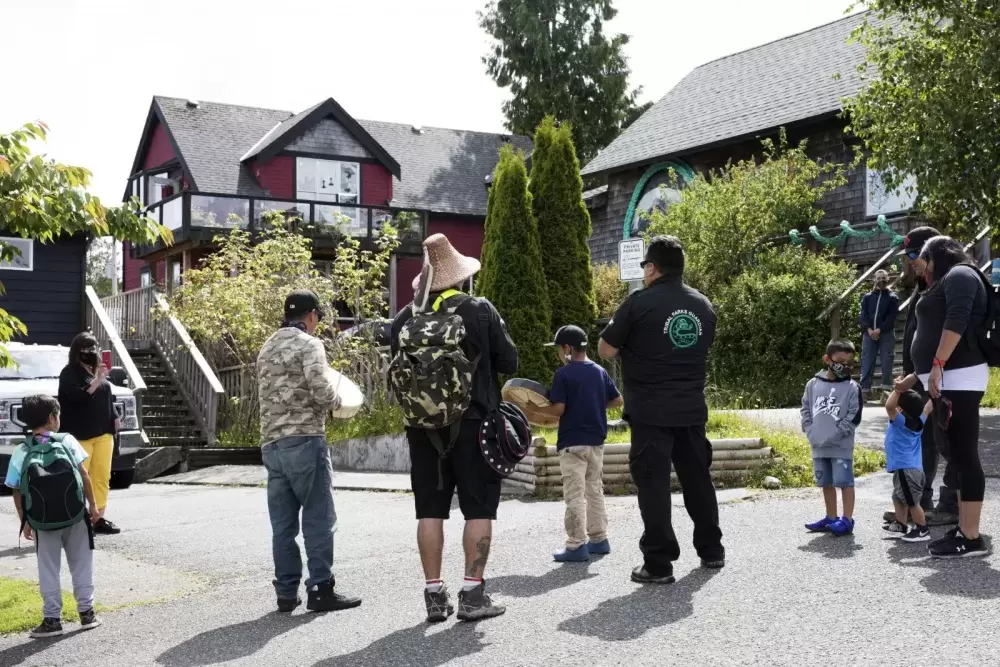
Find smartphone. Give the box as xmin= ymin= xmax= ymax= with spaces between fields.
xmin=101 ymin=350 xmax=112 ymax=370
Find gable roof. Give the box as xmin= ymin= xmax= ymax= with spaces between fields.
xmin=581 ymin=12 xmax=869 ymax=176
xmin=140 ymin=96 xmax=530 ymax=217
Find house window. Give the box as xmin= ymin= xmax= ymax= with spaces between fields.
xmin=296 ymin=158 xmax=363 ymax=233
xmin=144 ymin=172 xmax=180 ymax=208
xmin=866 ymin=168 xmax=917 ymax=218
xmin=0 ymin=238 xmax=33 ymax=271
xmin=171 ymin=260 xmax=182 ymax=286
xmin=139 ymin=268 xmax=152 ymax=288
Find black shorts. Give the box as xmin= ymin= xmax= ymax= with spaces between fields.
xmin=407 ymin=420 xmax=501 ymax=520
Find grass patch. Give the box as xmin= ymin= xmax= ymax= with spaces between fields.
xmin=983 ymin=368 xmax=1000 ymax=408
xmin=532 ymin=411 xmax=885 ymax=489
xmin=0 ymin=577 xmax=111 ymax=635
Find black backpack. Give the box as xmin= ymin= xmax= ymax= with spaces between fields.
xmin=969 ymin=264 xmax=1000 ymax=367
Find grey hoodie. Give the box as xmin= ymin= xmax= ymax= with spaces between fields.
xmin=800 ymin=371 xmax=863 ymax=460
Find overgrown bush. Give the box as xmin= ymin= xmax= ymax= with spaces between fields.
xmin=592 ymin=263 xmax=628 ymax=320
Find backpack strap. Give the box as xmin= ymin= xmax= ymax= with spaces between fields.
xmin=431 ymin=289 xmax=464 ymax=313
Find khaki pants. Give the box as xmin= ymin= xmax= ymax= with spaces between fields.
xmin=559 ymin=445 xmax=608 ymax=549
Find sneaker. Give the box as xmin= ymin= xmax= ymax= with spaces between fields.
xmin=630 ymin=565 xmax=675 ymax=585
xmin=805 ymin=516 xmax=837 ymax=532
xmin=277 ymin=595 xmax=302 ymax=613
xmin=829 ymin=517 xmax=855 ymax=536
xmin=93 ymin=518 xmax=121 ymax=535
xmin=29 ymin=618 xmax=63 ymax=638
xmin=79 ymin=609 xmax=102 ymax=630
xmin=929 ymin=526 xmax=961 ymax=550
xmin=306 ymin=580 xmax=362 ymax=612
xmin=553 ymin=544 xmax=590 ymax=562
xmin=882 ymin=520 xmax=908 ymax=539
xmin=456 ymin=582 xmax=506 ymax=622
xmin=929 ymin=529 xmax=990 ymax=559
xmin=701 ymin=558 xmax=725 ymax=569
xmin=882 ymin=510 xmax=896 ymax=524
xmin=926 ymin=510 xmax=959 ymax=527
xmin=902 ymin=525 xmax=931 ymax=542
xmin=588 ymin=539 xmax=611 ymax=555
xmin=424 ymin=585 xmax=455 ymax=623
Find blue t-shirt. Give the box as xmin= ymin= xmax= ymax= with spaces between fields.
xmin=548 ymin=359 xmax=621 ymax=449
xmin=884 ymin=414 xmax=925 ymax=472
xmin=4 ymin=433 xmax=88 ymax=488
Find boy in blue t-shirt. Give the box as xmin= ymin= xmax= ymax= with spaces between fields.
xmin=533 ymin=325 xmax=623 ymax=563
xmin=882 ymin=388 xmax=932 ymax=542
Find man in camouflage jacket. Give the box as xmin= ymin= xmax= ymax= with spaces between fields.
xmin=256 ymin=289 xmax=361 ymax=614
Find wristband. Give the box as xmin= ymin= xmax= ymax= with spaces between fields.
xmin=933 ymin=357 xmax=947 ymax=368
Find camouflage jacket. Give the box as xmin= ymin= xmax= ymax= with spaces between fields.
xmin=257 ymin=327 xmax=339 ymax=445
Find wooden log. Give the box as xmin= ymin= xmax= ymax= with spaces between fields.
xmin=529 ymin=438 xmax=764 ymax=459
xmin=537 ymin=468 xmax=762 ymax=492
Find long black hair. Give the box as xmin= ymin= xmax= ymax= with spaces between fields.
xmin=68 ymin=331 xmax=99 ymax=371
xmin=920 ymin=235 xmax=974 ymax=282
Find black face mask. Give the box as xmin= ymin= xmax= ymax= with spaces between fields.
xmin=828 ymin=362 xmax=853 ymax=380
xmin=80 ymin=351 xmax=98 ymax=367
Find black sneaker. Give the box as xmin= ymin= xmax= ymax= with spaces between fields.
xmin=29 ymin=618 xmax=64 ymax=638
xmin=929 ymin=526 xmax=961 ymax=550
xmin=79 ymin=608 xmax=102 ymax=630
xmin=882 ymin=520 xmax=908 ymax=539
xmin=928 ymin=529 xmax=990 ymax=558
xmin=306 ymin=580 xmax=362 ymax=612
xmin=277 ymin=595 xmax=302 ymax=613
xmin=631 ymin=566 xmax=675 ymax=585
xmin=424 ymin=585 xmax=455 ymax=623
xmin=93 ymin=518 xmax=121 ymax=535
xmin=882 ymin=510 xmax=897 ymax=524
xmin=901 ymin=525 xmax=931 ymax=542
xmin=456 ymin=582 xmax=506 ymax=622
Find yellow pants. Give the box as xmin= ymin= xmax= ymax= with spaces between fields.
xmin=79 ymin=434 xmax=114 ymax=511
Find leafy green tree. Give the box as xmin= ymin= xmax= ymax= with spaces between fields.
xmin=0 ymin=122 xmax=169 ymax=363
xmin=846 ymin=1 xmax=1000 ymax=237
xmin=86 ymin=237 xmax=120 ymax=298
xmin=479 ymin=0 xmax=650 ymax=163
xmin=479 ymin=145 xmax=552 ymax=383
xmin=530 ymin=117 xmax=596 ymax=335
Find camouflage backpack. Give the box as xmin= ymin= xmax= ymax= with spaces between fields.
xmin=389 ymin=289 xmax=480 ymax=452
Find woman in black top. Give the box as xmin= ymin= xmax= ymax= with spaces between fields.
xmin=58 ymin=332 xmax=121 ymax=535
xmin=901 ymin=236 xmax=988 ymax=557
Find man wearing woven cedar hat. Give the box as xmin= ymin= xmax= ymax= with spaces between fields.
xmin=389 ymin=233 xmax=518 ymax=622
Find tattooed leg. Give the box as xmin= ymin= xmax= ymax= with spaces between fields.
xmin=463 ymin=519 xmax=492 ymax=578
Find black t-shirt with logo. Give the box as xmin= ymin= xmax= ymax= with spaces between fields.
xmin=600 ymin=276 xmax=716 ymax=427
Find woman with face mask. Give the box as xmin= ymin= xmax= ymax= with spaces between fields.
xmin=57 ymin=332 xmax=121 ymax=535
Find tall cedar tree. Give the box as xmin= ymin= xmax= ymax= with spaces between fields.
xmin=479 ymin=0 xmax=651 ymax=163
xmin=530 ymin=117 xmax=597 ymax=337
xmin=478 ymin=145 xmax=553 ymax=383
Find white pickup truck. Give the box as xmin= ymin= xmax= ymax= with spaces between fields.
xmin=0 ymin=343 xmax=142 ymax=490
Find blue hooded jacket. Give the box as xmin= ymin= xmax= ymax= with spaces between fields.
xmin=859 ymin=288 xmax=899 ymax=334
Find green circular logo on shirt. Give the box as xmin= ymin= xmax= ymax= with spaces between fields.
xmin=666 ymin=311 xmax=701 ymax=349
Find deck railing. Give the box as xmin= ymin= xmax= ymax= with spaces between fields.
xmin=84 ymin=286 xmax=147 ymax=392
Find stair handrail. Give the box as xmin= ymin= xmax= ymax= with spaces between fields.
xmin=818 ymin=245 xmax=899 ymax=322
xmin=151 ymin=292 xmax=225 ymax=444
xmin=84 ymin=286 xmax=147 ymax=392
xmin=898 ymin=225 xmax=992 ymax=312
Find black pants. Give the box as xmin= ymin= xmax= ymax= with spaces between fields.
xmin=920 ymin=412 xmax=938 ymax=510
xmin=937 ymin=390 xmax=985 ymax=503
xmin=629 ymin=423 xmax=724 ymax=576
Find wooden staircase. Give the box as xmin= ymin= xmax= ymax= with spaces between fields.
xmin=130 ymin=348 xmax=207 ymax=447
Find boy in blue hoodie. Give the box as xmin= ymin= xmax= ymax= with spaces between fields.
xmin=801 ymin=340 xmax=864 ymax=536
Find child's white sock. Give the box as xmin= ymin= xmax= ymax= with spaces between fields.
xmin=461 ymin=577 xmax=482 ymax=591
xmin=425 ymin=579 xmax=444 ymax=593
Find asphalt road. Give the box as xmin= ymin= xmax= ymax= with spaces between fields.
xmin=3 ymin=476 xmax=1000 ymax=666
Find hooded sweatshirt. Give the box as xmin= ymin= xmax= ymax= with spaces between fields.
xmin=800 ymin=371 xmax=863 ymax=460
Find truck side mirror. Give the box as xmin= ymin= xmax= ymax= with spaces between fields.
xmin=108 ymin=367 xmax=129 ymax=387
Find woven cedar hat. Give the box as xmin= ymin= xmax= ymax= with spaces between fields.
xmin=411 ymin=233 xmax=481 ymax=297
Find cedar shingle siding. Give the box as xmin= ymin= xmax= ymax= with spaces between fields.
xmin=286 ymin=119 xmax=373 ymax=158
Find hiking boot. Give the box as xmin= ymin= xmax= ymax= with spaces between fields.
xmin=926 ymin=509 xmax=959 ymax=527
xmin=805 ymin=516 xmax=837 ymax=532
xmin=588 ymin=538 xmax=611 ymax=555
xmin=424 ymin=585 xmax=455 ymax=623
xmin=29 ymin=618 xmax=63 ymax=638
xmin=79 ymin=609 xmax=102 ymax=630
xmin=882 ymin=520 xmax=908 ymax=539
xmin=829 ymin=517 xmax=855 ymax=536
xmin=901 ymin=525 xmax=931 ymax=543
xmin=277 ymin=595 xmax=302 ymax=613
xmin=630 ymin=566 xmax=675 ymax=585
xmin=456 ymin=582 xmax=506 ymax=622
xmin=306 ymin=580 xmax=362 ymax=612
xmin=701 ymin=558 xmax=725 ymax=569
xmin=553 ymin=544 xmax=589 ymax=562
xmin=93 ymin=518 xmax=121 ymax=535
xmin=928 ymin=529 xmax=990 ymax=559
xmin=882 ymin=510 xmax=897 ymax=524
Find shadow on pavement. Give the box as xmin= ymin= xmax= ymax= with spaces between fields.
xmin=886 ymin=539 xmax=1000 ymax=599
xmin=156 ymin=610 xmax=320 ymax=666
xmin=797 ymin=533 xmax=863 ymax=559
xmin=0 ymin=546 xmax=33 ymax=560
xmin=556 ymin=569 xmax=718 ymax=642
xmin=313 ymin=623 xmax=487 ymax=666
xmin=489 ymin=561 xmax=598 ymax=598
xmin=0 ymin=632 xmax=71 ymax=667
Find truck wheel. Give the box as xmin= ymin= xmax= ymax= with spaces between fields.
xmin=110 ymin=469 xmax=136 ymax=490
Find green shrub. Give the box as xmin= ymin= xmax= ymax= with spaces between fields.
xmin=983 ymin=368 xmax=1000 ymax=408
xmin=326 ymin=396 xmax=405 ymax=442
xmin=593 ymin=263 xmax=628 ymax=320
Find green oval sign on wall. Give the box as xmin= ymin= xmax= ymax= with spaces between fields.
xmin=623 ymin=161 xmax=695 ymax=240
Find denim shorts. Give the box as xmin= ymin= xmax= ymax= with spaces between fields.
xmin=813 ymin=457 xmax=854 ymax=488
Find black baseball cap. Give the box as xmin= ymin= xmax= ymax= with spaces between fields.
xmin=284 ymin=289 xmax=324 ymax=319
xmin=546 ymin=325 xmax=588 ymax=348
xmin=898 ymin=226 xmax=941 ymax=257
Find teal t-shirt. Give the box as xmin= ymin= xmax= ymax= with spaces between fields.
xmin=4 ymin=432 xmax=88 ymax=488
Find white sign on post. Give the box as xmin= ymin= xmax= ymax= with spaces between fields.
xmin=618 ymin=239 xmax=645 ymax=282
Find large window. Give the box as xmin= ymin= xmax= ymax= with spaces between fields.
xmin=0 ymin=238 xmax=33 ymax=271
xmin=866 ymin=168 xmax=917 ymax=218
xmin=297 ymin=158 xmax=363 ymax=234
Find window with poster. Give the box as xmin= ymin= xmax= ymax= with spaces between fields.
xmin=296 ymin=158 xmax=362 ymax=234
xmin=624 ymin=162 xmax=695 ymax=240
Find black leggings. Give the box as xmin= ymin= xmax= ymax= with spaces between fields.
xmin=939 ymin=390 xmax=985 ymax=503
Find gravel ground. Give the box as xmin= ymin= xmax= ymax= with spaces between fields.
xmin=3 ymin=475 xmax=1000 ymax=666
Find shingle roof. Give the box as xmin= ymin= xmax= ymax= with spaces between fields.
xmin=151 ymin=96 xmax=531 ymax=217
xmin=581 ymin=12 xmax=869 ymax=176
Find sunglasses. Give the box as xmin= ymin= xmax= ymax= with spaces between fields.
xmin=639 ymin=260 xmax=650 ymax=268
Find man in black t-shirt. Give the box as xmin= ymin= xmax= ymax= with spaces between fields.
xmin=599 ymin=236 xmax=724 ymax=584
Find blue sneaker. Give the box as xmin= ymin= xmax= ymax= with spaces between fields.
xmin=553 ymin=544 xmax=590 ymax=562
xmin=588 ymin=539 xmax=611 ymax=555
xmin=829 ymin=517 xmax=855 ymax=536
xmin=805 ymin=516 xmax=837 ymax=532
